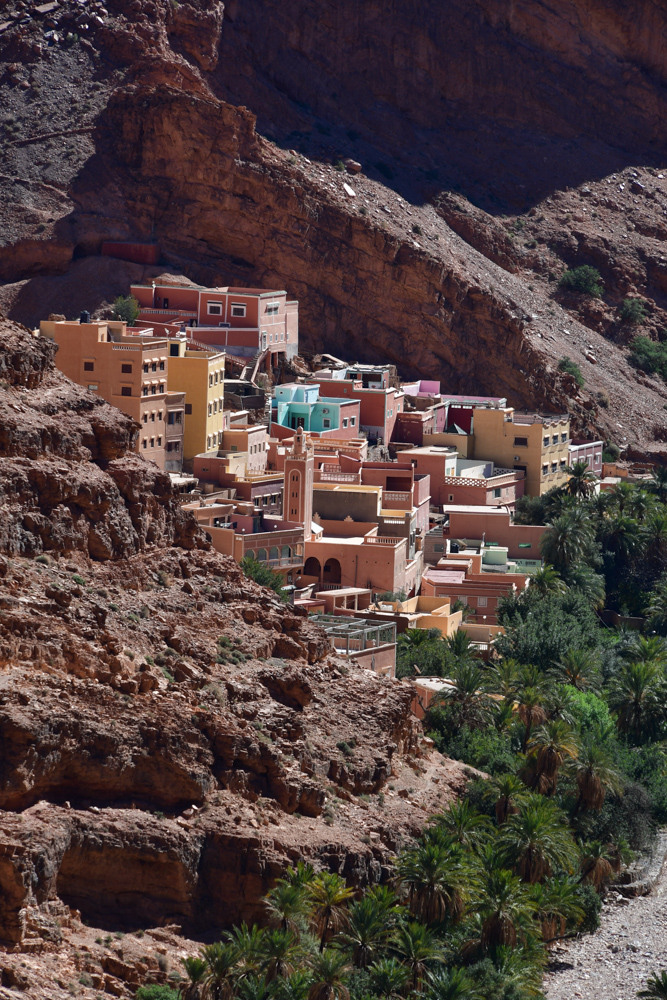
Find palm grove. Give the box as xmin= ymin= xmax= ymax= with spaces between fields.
xmin=141 ymin=466 xmax=667 ymax=1000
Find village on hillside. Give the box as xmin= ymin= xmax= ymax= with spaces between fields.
xmin=39 ymin=269 xmax=640 ymax=708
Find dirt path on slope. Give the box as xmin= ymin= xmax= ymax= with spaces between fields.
xmin=545 ymin=861 xmax=667 ymax=999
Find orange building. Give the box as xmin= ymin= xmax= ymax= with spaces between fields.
xmin=40 ymin=318 xmax=183 ymax=471
xmin=305 ymin=373 xmax=404 ymax=446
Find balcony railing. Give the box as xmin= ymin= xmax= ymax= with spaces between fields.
xmin=383 ymin=491 xmax=412 ymax=503
xmin=320 ymin=472 xmax=358 ymax=482
xmin=363 ymin=535 xmax=401 ymax=546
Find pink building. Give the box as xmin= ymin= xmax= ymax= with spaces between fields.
xmin=569 ymin=438 xmax=603 ymax=477
xmin=130 ymin=282 xmax=298 ymax=371
xmin=305 ymin=374 xmax=404 ymax=445
xmin=440 ymin=506 xmax=545 ymax=560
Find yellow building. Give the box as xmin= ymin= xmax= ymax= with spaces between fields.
xmin=425 ymin=406 xmax=570 ymax=496
xmin=166 ymin=343 xmax=226 ymax=465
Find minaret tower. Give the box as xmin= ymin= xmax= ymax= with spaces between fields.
xmin=284 ymin=428 xmax=314 ymax=541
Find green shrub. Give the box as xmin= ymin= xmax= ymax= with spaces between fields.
xmin=239 ymin=555 xmax=290 ymax=602
xmin=559 ymin=265 xmax=603 ymax=296
xmin=629 ymin=335 xmax=667 ymax=379
xmin=426 ymin=709 xmax=517 ymax=774
xmin=412 ymin=223 xmax=422 ymax=235
xmin=619 ymin=297 xmax=647 ymax=324
xmin=602 ymin=442 xmax=620 ymax=462
xmin=112 ymin=294 xmax=140 ymax=326
xmin=36 ymin=555 xmax=50 ymax=565
xmin=135 ymin=986 xmax=179 ymax=1000
xmin=72 ymin=574 xmax=86 ymax=586
xmin=557 ymin=356 xmax=585 ymax=387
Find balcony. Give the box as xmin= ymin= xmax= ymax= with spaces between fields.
xmin=363 ymin=535 xmax=402 ymax=546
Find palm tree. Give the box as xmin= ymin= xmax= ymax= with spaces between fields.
xmin=259 ymin=929 xmax=300 ymax=982
xmin=432 ymin=662 xmax=493 ymax=732
xmin=307 ymin=873 xmax=354 ymax=951
xmin=181 ymin=956 xmax=208 ymax=1000
xmin=498 ymin=797 xmax=578 ymax=883
xmin=284 ymin=861 xmax=317 ymax=888
xmin=486 ymin=658 xmax=521 ymax=699
xmin=540 ymin=514 xmax=592 ymax=570
xmin=553 ymin=649 xmax=600 ymax=691
xmin=565 ymin=461 xmax=597 ymax=498
xmin=307 ymin=950 xmax=350 ymax=1000
xmin=367 ymin=958 xmax=409 ymax=999
xmin=566 ymin=742 xmax=624 ymax=816
xmin=529 ymin=878 xmax=584 ymax=947
xmin=529 ymin=564 xmax=566 ymax=597
xmin=265 ymin=882 xmax=309 ymax=936
xmin=648 ymin=465 xmax=667 ymax=503
xmin=516 ymin=686 xmax=548 ymax=752
xmin=477 ymin=868 xmax=536 ymax=951
xmin=621 ymin=634 xmax=667 ymax=668
xmin=236 ymin=975 xmax=275 ymax=1000
xmin=628 ymin=491 xmax=659 ymax=524
xmin=340 ymin=893 xmax=393 ymax=969
xmin=488 ymin=774 xmax=527 ymax=826
xmin=601 ymin=514 xmax=644 ymax=565
xmin=523 ymin=720 xmax=579 ymax=796
xmin=609 ymin=481 xmax=635 ymax=515
xmin=200 ymin=942 xmax=238 ymax=1000
xmin=563 ymin=563 xmax=606 ymax=608
xmin=445 ymin=629 xmax=478 ymax=663
xmin=394 ymin=839 xmax=470 ymax=924
xmin=397 ymin=627 xmax=443 ymax=675
xmin=224 ymin=924 xmax=264 ymax=974
xmin=426 ymin=967 xmax=482 ymax=1000
xmin=639 ymin=970 xmax=667 ymax=998
xmin=274 ymin=972 xmax=312 ymax=1000
xmin=391 ymin=921 xmax=443 ymax=990
xmin=493 ymin=698 xmax=516 ymax=734
xmin=578 ymin=841 xmax=616 ymax=890
xmin=607 ymin=661 xmax=663 ymax=740
xmin=432 ymin=800 xmax=493 ymax=849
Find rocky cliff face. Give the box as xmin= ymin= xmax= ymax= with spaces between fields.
xmin=2 ymin=0 xmax=667 ymax=454
xmin=0 ymin=322 xmax=471 ymax=997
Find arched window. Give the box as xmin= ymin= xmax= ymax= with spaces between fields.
xmin=281 ymin=545 xmax=291 ymax=559
xmin=269 ymin=546 xmax=279 ymax=560
xmin=256 ymin=548 xmax=267 ymax=561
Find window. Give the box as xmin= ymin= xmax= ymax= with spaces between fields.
xmin=213 ymin=401 xmax=217 ymax=413
xmin=595 ymin=453 xmax=601 ymax=463
xmin=143 ymin=414 xmax=148 ymax=424
xmin=83 ymin=361 xmax=94 ymax=372
xmin=323 ymin=418 xmax=331 ymax=428
xmin=256 ymin=548 xmax=267 ymax=562
xmin=208 ymin=302 xmax=223 ymax=315
xmin=157 ymin=437 xmax=162 ymax=446
xmin=543 ymin=436 xmax=549 ymax=447
xmin=542 ymin=464 xmax=549 ymax=475
xmin=151 ymin=412 xmax=155 ymax=422
xmin=167 ymin=442 xmax=173 ymax=452
xmin=231 ymin=303 xmax=246 ymax=317
xmin=561 ymin=432 xmax=568 ymax=442
xmin=159 ymin=384 xmax=164 ymax=394
xmin=143 ymin=363 xmax=149 ymax=373
xmin=518 ymin=542 xmax=532 ymax=549
xmin=492 ymin=488 xmax=501 ymax=498
xmin=150 ymin=438 xmax=155 ymax=448
xmin=176 ymin=412 xmax=182 ymax=423
xmin=121 ymin=363 xmax=132 ymax=374
xmin=185 ymin=404 xmax=192 ymax=415
xmin=514 ymin=437 xmax=528 ymax=447
xmin=151 ymin=362 xmax=157 ymax=372
xmin=552 ymin=435 xmax=558 ymax=445
xmin=209 ymin=374 xmax=213 ymax=387
xmin=207 ymin=436 xmax=211 ymax=449
xmin=267 ymin=302 xmax=279 ymax=315
xmin=174 ymin=442 xmax=180 ymax=451
xmin=388 ymin=409 xmax=393 ymax=417
xmin=560 ymin=459 xmax=566 ymax=468
xmin=208 ymin=403 xmax=212 ymax=416
xmin=448 ymin=494 xmax=454 ymax=502
xmin=87 ymin=383 xmax=98 ymax=391
xmin=151 ymin=385 xmax=156 ymax=395
xmin=342 ymin=418 xmax=348 ymax=428
xmin=142 ymin=439 xmax=147 ymax=449
xmin=214 ymin=371 xmax=218 ymax=384
xmin=158 ymin=411 xmax=163 ymax=420
xmin=159 ymin=361 xmax=164 ymax=371
xmin=142 ymin=386 xmax=148 ymax=396
xmin=478 ymin=596 xmax=488 ymax=607
xmin=231 ymin=444 xmax=237 ymax=452
xmin=551 ymin=462 xmax=558 ymax=472
xmin=168 ymin=412 xmax=175 ymax=425
xmin=170 ymin=344 xmax=179 ymax=357
xmin=350 ymin=417 xmax=356 ymax=426
xmin=120 ymin=386 xmax=132 ymax=397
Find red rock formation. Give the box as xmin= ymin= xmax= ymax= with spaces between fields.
xmin=0 ymin=321 xmax=473 ymax=998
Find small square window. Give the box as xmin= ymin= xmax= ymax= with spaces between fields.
xmin=478 ymin=596 xmax=488 ymax=607
xmin=121 ymin=363 xmax=132 ymax=374
xmin=208 ymin=302 xmax=223 ymax=315
xmin=83 ymin=361 xmax=94 ymax=372
xmin=120 ymin=386 xmax=132 ymax=397
xmin=87 ymin=383 xmax=98 ymax=391
xmin=542 ymin=464 xmax=549 ymax=475
xmin=231 ymin=304 xmax=246 ymax=317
